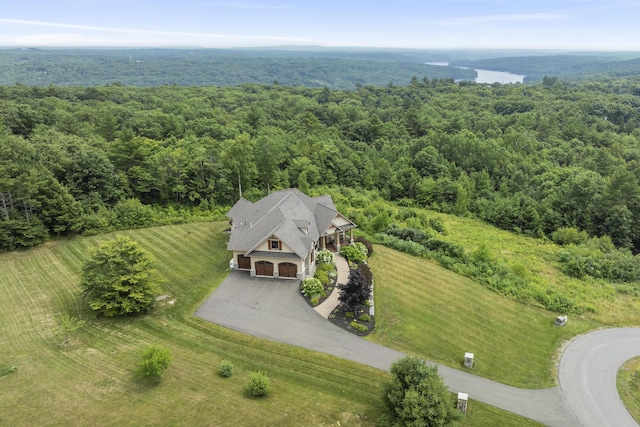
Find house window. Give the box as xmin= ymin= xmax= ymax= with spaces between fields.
xmin=269 ymin=239 xmax=282 ymax=250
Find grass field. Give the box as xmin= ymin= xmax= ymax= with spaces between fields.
xmin=368 ymin=245 xmax=598 ymax=388
xmin=617 ymin=356 xmax=640 ymax=424
xmin=0 ymin=222 xmax=542 ymax=426
xmin=436 ymin=212 xmax=640 ymax=325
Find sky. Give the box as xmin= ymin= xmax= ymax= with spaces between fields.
xmin=0 ymin=0 xmax=639 ymax=50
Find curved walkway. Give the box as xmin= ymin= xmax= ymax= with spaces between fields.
xmin=195 ymin=271 xmax=639 ymax=427
xmin=314 ymin=254 xmax=350 ymax=318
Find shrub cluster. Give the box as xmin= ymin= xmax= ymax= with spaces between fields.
xmin=383 ymin=224 xmax=464 ymax=259
xmin=314 ymin=262 xmax=336 ymax=286
xmin=558 ymin=241 xmax=640 ymax=284
xmin=301 ymin=277 xmax=324 ymax=298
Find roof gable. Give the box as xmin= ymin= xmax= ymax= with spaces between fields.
xmin=226 ymin=189 xmax=355 ymax=259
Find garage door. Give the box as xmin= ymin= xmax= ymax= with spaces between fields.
xmin=278 ymin=262 xmax=297 ymax=278
xmin=237 ymin=255 xmax=251 ymax=270
xmin=255 ymin=261 xmax=274 ymax=277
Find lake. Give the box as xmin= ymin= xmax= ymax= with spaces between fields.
xmin=427 ymin=62 xmax=525 ymax=84
xmin=475 ymin=69 xmax=525 ymax=84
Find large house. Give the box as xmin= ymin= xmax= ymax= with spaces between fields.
xmin=226 ymin=188 xmax=356 ymax=279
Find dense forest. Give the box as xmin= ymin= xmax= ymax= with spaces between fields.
xmin=3 ymin=76 xmax=640 ymax=291
xmin=2 ymin=48 xmax=640 ymax=88
xmin=0 ymin=48 xmax=475 ymax=88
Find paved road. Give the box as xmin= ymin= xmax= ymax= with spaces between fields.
xmin=195 ymin=271 xmax=639 ymax=427
xmin=559 ymin=328 xmax=640 ymax=427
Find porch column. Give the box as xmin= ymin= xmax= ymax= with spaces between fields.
xmin=335 ymin=231 xmax=341 ymax=252
xmin=350 ymin=229 xmax=354 ymax=244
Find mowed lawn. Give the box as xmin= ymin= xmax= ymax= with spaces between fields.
xmin=368 ymin=245 xmax=598 ymax=388
xmin=0 ymin=223 xmax=383 ymax=427
xmin=1 ymin=222 xmax=544 ymax=426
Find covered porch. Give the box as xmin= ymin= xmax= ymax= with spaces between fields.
xmin=319 ymin=224 xmax=355 ymax=253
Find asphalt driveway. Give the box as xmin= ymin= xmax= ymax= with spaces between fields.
xmin=196 ymin=271 xmax=638 ymax=427
xmin=195 ymin=270 xmax=406 ymax=369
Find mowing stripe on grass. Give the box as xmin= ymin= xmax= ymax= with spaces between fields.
xmin=368 ymin=244 xmax=597 ymax=388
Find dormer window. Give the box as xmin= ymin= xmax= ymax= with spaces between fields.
xmin=269 ymin=239 xmax=282 ymax=250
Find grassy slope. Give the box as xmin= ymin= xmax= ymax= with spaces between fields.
xmin=368 ymin=245 xmax=597 ymax=388
xmin=0 ymin=223 xmax=382 ymax=427
xmin=438 ymin=212 xmax=640 ymax=325
xmin=617 ymin=356 xmax=640 ymax=424
xmin=0 ymin=222 xmax=542 ymax=426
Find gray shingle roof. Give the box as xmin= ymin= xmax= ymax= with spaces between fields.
xmin=226 ymin=188 xmax=354 ymax=259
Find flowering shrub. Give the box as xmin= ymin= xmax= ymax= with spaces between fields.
xmin=352 ymin=242 xmax=369 ymax=259
xmin=316 ymin=249 xmax=335 ymax=265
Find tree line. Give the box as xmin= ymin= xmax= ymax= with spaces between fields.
xmin=2 ymin=77 xmax=640 ymax=257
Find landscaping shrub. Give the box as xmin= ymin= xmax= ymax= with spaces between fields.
xmin=310 ymin=297 xmax=320 ymax=306
xmin=357 ymin=263 xmax=373 ymax=287
xmin=218 ymin=360 xmax=233 ymax=378
xmin=350 ymin=321 xmax=369 ymax=333
xmin=301 ymin=277 xmax=324 ymax=298
xmin=359 ymin=313 xmax=371 ymax=322
xmin=340 ymin=245 xmax=366 ymax=265
xmin=314 ymin=270 xmax=330 ymax=286
xmin=245 ymin=371 xmax=271 ymax=397
xmin=354 ymin=235 xmax=374 ymax=255
xmin=338 ymin=268 xmax=372 ymax=314
xmin=316 ymin=249 xmax=335 ymax=265
xmin=316 ymin=262 xmax=335 ymax=273
xmin=351 ymin=241 xmax=369 ymax=259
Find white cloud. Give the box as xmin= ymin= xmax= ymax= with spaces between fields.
xmin=0 ymin=17 xmax=365 ymax=47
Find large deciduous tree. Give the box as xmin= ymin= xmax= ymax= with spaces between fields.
xmin=380 ymin=356 xmax=461 ymax=427
xmin=80 ymin=235 xmax=161 ymax=317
